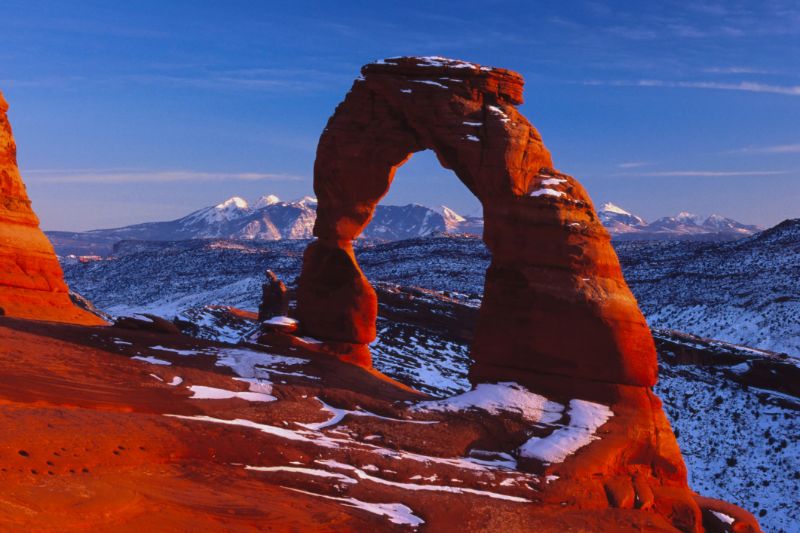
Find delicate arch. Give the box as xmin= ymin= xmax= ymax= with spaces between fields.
xmin=296 ymin=57 xmax=657 ymax=387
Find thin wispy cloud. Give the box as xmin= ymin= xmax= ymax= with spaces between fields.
xmin=621 ymin=170 xmax=788 ymax=177
xmin=703 ymin=66 xmax=776 ymax=75
xmin=586 ymin=79 xmax=800 ymax=96
xmin=23 ymin=169 xmax=306 ymax=184
xmin=731 ymin=143 xmax=800 ymax=154
xmin=2 ymin=65 xmax=354 ymax=93
xmin=617 ymin=161 xmax=652 ymax=169
xmin=125 ymin=66 xmax=352 ymax=92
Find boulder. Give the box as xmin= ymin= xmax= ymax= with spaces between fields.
xmin=113 ymin=314 xmax=182 ymax=335
xmin=257 ymin=270 xmax=289 ymax=321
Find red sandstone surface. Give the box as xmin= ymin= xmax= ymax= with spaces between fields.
xmin=0 ymin=318 xmax=760 ymax=532
xmin=0 ymin=91 xmax=105 ymax=325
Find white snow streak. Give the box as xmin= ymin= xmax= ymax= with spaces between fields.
xmin=518 ymin=399 xmax=613 ymax=463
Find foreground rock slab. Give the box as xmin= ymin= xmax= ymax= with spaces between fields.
xmin=0 ymin=318 xmax=759 ymax=532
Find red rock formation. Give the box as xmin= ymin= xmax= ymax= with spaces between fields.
xmin=0 ymin=315 xmax=762 ymax=532
xmin=291 ymin=57 xmax=766 ymax=532
xmin=0 ymin=90 xmax=105 ymax=325
xmin=296 ymin=56 xmax=656 ymax=387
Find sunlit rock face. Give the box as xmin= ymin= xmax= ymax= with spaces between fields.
xmin=296 ymin=56 xmax=656 ymax=388
xmin=291 ymin=57 xmax=765 ymax=532
xmin=0 ymin=91 xmax=105 ymax=325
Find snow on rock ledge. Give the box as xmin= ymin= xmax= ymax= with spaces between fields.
xmin=411 ymin=382 xmax=564 ymax=424
xmin=518 ymin=399 xmax=613 ymax=464
xmin=412 ymin=383 xmax=614 ymax=465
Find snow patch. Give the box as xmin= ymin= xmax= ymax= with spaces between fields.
xmin=150 ymin=345 xmax=197 ymax=356
xmin=415 ymin=56 xmax=478 ymax=69
xmin=188 ymin=385 xmax=275 ymax=402
xmin=300 ymin=398 xmax=437 ymax=431
xmin=411 ymin=382 xmax=564 ymax=424
xmin=318 ymin=460 xmax=530 ymax=502
xmin=530 ymin=188 xmax=564 ymax=198
xmin=165 ymin=414 xmax=337 ymax=447
xmin=518 ymin=399 xmax=613 ymax=463
xmin=487 ymin=105 xmax=510 ymax=123
xmin=213 ymin=347 xmax=309 ymax=379
xmin=262 ymin=316 xmax=298 ymax=326
xmin=411 ymin=80 xmax=448 ymax=89
xmin=132 ymin=355 xmax=172 ymax=366
xmin=245 ymin=465 xmax=356 ymax=484
xmin=284 ymin=486 xmax=425 ymax=528
xmin=711 ymin=511 xmax=735 ymax=525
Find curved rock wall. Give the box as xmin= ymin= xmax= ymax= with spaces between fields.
xmin=0 ymin=91 xmax=105 ymax=325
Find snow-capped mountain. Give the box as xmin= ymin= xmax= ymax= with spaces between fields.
xmin=47 ymin=196 xmax=481 ymax=256
xmin=252 ymin=194 xmax=280 ymax=209
xmin=437 ymin=205 xmax=484 ymax=235
xmin=46 ymin=196 xmax=760 ymax=257
xmin=702 ymin=213 xmax=760 ymax=234
xmin=597 ymin=202 xmax=648 ymax=234
xmin=598 ymin=203 xmax=760 ymax=241
xmin=184 ymin=196 xmax=251 ymax=224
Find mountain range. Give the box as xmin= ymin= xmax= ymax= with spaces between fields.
xmin=598 ymin=202 xmax=760 ymax=241
xmin=47 ymin=195 xmax=484 ymax=256
xmin=46 ymin=195 xmax=757 ymax=257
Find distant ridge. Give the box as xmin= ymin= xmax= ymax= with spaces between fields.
xmin=46 ymin=196 xmax=761 ymax=256
xmin=47 ymin=196 xmax=477 ymax=256
xmin=597 ymin=202 xmax=760 ymax=241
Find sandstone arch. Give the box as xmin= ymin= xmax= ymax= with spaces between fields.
xmin=297 ymin=57 xmax=656 ymax=387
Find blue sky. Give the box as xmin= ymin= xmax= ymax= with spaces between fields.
xmin=1 ymin=0 xmax=798 ymax=230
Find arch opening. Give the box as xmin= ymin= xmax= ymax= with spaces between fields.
xmin=359 ymin=149 xmax=482 ymax=241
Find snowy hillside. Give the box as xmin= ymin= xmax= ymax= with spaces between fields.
xmin=617 ymin=219 xmax=800 ymax=356
xmin=62 ymin=222 xmax=799 ymax=357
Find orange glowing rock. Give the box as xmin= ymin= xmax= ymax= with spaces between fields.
xmin=0 ymin=91 xmax=106 ymax=325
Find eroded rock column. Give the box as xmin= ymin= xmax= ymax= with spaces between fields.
xmin=0 ymin=91 xmax=105 ymax=325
